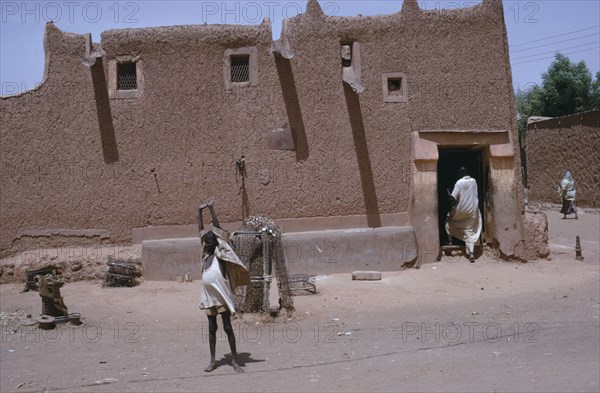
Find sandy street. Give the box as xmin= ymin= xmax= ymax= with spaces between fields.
xmin=1 ymin=206 xmax=599 ymax=393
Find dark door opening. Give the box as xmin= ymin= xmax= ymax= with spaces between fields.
xmin=437 ymin=149 xmax=485 ymax=245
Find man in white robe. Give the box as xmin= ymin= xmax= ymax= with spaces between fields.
xmin=445 ymin=167 xmax=482 ymax=262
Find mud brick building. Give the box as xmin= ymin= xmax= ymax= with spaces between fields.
xmin=1 ymin=0 xmax=539 ymax=279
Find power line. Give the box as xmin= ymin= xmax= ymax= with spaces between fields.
xmin=511 ymin=47 xmax=599 ymax=66
xmin=511 ymin=42 xmax=599 ymax=61
xmin=512 ymin=25 xmax=599 ymax=47
xmin=511 ymin=33 xmax=600 ymax=53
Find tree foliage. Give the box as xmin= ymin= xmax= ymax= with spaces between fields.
xmin=515 ymin=84 xmax=543 ymax=145
xmin=515 ymin=53 xmax=599 ymax=144
xmin=591 ymin=71 xmax=600 ymax=110
xmin=540 ymin=53 xmax=593 ymax=116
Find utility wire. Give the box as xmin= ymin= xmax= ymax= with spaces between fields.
xmin=511 ymin=42 xmax=599 ymax=61
xmin=511 ymin=47 xmax=599 ymax=66
xmin=511 ymin=33 xmax=600 ymax=53
xmin=511 ymin=25 xmax=599 ymax=47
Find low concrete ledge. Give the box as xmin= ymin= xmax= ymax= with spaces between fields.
xmin=133 ymin=213 xmax=409 ymax=243
xmin=283 ymin=227 xmax=417 ymax=275
xmin=142 ymin=238 xmax=203 ymax=281
xmin=17 ymin=229 xmax=111 ymax=239
xmin=141 ymin=226 xmax=417 ymax=281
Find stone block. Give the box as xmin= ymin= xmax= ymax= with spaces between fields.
xmin=352 ymin=271 xmax=382 ymax=281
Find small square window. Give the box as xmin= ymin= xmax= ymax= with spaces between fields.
xmin=382 ymin=72 xmax=408 ymax=103
xmin=230 ymin=55 xmax=250 ymax=83
xmin=117 ymin=62 xmax=137 ymax=90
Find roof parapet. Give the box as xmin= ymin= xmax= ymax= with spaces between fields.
xmin=306 ymin=0 xmax=325 ymax=18
xmin=401 ymin=0 xmax=421 ymax=16
xmin=482 ymin=0 xmax=503 ymax=14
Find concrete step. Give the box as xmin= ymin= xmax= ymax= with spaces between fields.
xmin=142 ymin=226 xmax=417 ymax=281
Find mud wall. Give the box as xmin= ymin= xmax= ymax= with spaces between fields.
xmin=526 ymin=111 xmax=600 ymax=208
xmin=0 ymin=0 xmax=519 ymax=257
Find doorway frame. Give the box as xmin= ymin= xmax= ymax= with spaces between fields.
xmin=409 ymin=129 xmax=523 ymax=267
xmin=437 ymin=147 xmax=486 ymax=246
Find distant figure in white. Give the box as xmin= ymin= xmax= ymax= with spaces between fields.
xmin=558 ymin=170 xmax=578 ymax=219
xmin=446 ymin=167 xmax=482 ymax=262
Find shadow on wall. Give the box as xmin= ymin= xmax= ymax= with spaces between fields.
xmin=274 ymin=56 xmax=309 ymax=161
xmin=240 ymin=177 xmax=250 ymax=220
xmin=90 ymin=58 xmax=119 ymax=164
xmin=343 ymin=83 xmax=381 ymax=228
xmin=236 ymin=160 xmax=250 ymax=220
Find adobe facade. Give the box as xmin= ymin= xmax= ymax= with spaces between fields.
xmin=526 ymin=110 xmax=600 ymax=208
xmin=0 ymin=0 xmax=531 ymax=272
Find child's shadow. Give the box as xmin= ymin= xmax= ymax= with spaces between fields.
xmin=212 ymin=352 xmax=265 ymax=371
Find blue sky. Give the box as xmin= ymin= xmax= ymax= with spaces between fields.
xmin=1 ymin=0 xmax=599 ymax=96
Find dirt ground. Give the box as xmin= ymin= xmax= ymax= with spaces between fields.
xmin=1 ymin=205 xmax=599 ymax=393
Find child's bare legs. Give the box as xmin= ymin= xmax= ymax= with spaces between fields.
xmin=205 ymin=314 xmax=218 ymax=372
xmin=221 ymin=311 xmax=243 ymax=373
xmin=204 ymin=311 xmax=243 ymax=373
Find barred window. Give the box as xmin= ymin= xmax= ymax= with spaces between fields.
xmin=117 ymin=62 xmax=137 ymax=90
xmin=224 ymin=48 xmax=257 ymax=90
xmin=230 ymin=55 xmax=250 ymax=83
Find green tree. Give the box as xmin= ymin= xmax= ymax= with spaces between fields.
xmin=515 ymin=84 xmax=544 ymax=145
xmin=540 ymin=53 xmax=593 ymax=116
xmin=514 ymin=54 xmax=599 ymax=144
xmin=590 ymin=71 xmax=600 ymax=110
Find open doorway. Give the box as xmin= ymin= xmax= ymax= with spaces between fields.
xmin=437 ymin=148 xmax=486 ymax=246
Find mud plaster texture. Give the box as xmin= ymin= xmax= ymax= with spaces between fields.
xmin=0 ymin=245 xmax=141 ymax=284
xmin=1 ymin=0 xmax=526 ymax=264
xmin=526 ymin=110 xmax=600 ymax=208
xmin=519 ymin=211 xmax=550 ymax=261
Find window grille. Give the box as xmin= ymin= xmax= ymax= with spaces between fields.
xmin=230 ymin=55 xmax=250 ymax=83
xmin=117 ymin=62 xmax=137 ymax=90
